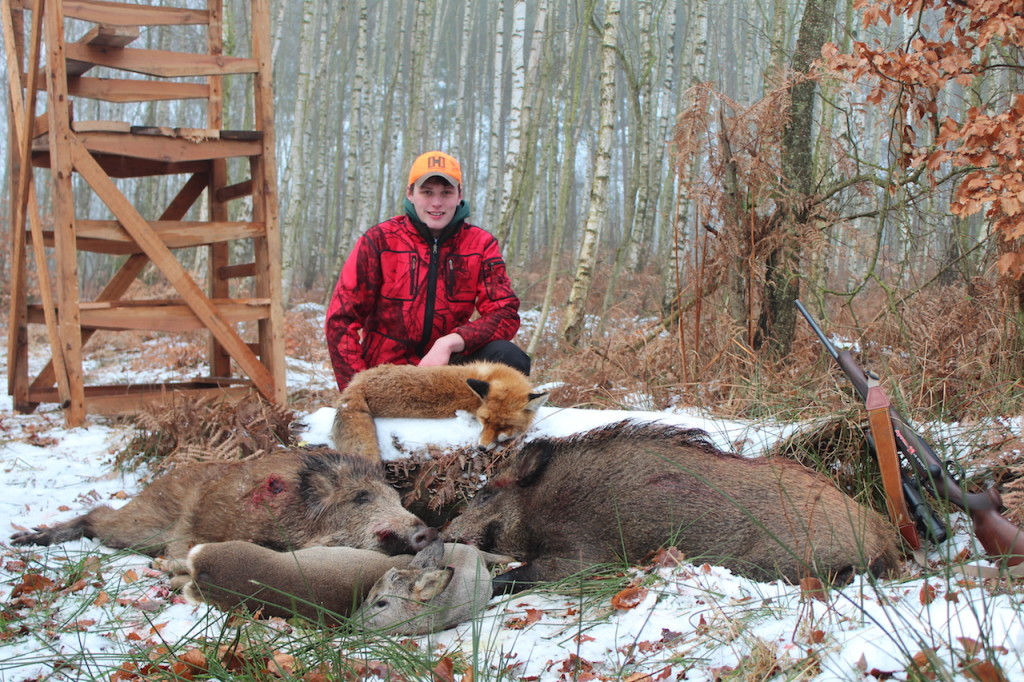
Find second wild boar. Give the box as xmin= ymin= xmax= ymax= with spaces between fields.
xmin=443 ymin=421 xmax=899 ymax=591
xmin=10 ymin=448 xmax=436 ymax=561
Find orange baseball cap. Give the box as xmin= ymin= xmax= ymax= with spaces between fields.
xmin=408 ymin=151 xmax=462 ymax=189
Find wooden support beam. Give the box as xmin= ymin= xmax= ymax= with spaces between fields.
xmin=29 ymin=220 xmax=266 ymax=254
xmin=215 ymin=179 xmax=252 ymax=202
xmin=249 ymin=0 xmax=286 ymax=405
xmin=28 ymin=298 xmax=272 ymax=332
xmin=28 ymin=383 xmax=256 ymax=418
xmin=59 ymin=130 xmax=261 ymax=163
xmin=30 ymin=150 xmax=211 ymax=177
xmin=64 ymin=43 xmax=257 ymax=78
xmin=218 ymin=262 xmax=256 ymax=280
xmin=67 ymin=24 xmax=140 ymax=76
xmin=67 ymin=76 xmax=210 ymax=102
xmin=67 ymin=135 xmax=278 ymax=403
xmin=49 ymin=0 xmax=211 ymax=27
xmin=3 ymin=0 xmax=35 ymax=408
xmin=43 ymin=0 xmax=86 ymax=422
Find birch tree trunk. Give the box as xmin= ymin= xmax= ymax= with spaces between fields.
xmin=527 ymin=0 xmax=593 ymax=355
xmin=666 ymin=0 xmax=709 ymax=310
xmin=279 ymin=0 xmax=319 ymax=305
xmin=495 ymin=0 xmax=526 ymax=243
xmin=561 ymin=0 xmax=619 ymax=345
xmin=454 ymin=3 xmax=474 ymax=157
xmin=497 ymin=0 xmax=549 ymax=256
xmin=485 ymin=0 xmax=506 ymax=221
xmin=603 ymin=0 xmax=666 ymax=321
xmin=342 ymin=0 xmax=372 ymax=255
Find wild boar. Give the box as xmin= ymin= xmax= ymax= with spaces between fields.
xmin=333 ymin=362 xmax=548 ymax=460
xmin=10 ymin=448 xmax=436 ymax=561
xmin=444 ymin=421 xmax=900 ymax=591
xmin=181 ymin=540 xmax=416 ymax=624
xmin=354 ymin=540 xmax=513 ymax=635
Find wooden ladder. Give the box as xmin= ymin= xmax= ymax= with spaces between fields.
xmin=3 ymin=0 xmax=286 ymax=426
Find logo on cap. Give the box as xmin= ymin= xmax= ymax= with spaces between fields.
xmin=409 ymin=151 xmax=463 ymax=188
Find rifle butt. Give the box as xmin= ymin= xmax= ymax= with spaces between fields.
xmin=969 ymin=488 xmax=1024 ymax=567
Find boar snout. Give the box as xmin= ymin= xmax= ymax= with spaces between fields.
xmin=373 ymin=520 xmax=438 ymax=555
xmin=411 ymin=525 xmax=439 ymax=550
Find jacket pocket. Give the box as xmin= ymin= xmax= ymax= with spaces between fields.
xmin=445 ymin=254 xmax=480 ymax=303
xmin=379 ymin=250 xmax=418 ymax=301
xmin=483 ymin=258 xmax=516 ymax=301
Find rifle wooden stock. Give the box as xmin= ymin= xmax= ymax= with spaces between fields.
xmin=967 ymin=488 xmax=1024 ymax=565
xmin=795 ymin=299 xmax=1024 ymax=567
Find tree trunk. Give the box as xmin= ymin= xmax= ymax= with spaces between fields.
xmin=527 ymin=0 xmax=592 ymax=355
xmin=485 ymin=0 xmax=506 ymax=221
xmin=562 ymin=0 xmax=619 ymax=346
xmin=755 ymin=0 xmax=839 ymax=356
xmin=279 ymin=0 xmax=319 ymax=306
xmin=495 ymin=0 xmax=526 ymax=243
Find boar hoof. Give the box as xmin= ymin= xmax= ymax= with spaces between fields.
xmin=10 ymin=528 xmax=53 ymax=546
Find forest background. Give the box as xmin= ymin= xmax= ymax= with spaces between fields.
xmin=2 ymin=0 xmax=1024 ymax=423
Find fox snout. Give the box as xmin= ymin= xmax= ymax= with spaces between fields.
xmin=477 ymin=428 xmax=516 ymax=451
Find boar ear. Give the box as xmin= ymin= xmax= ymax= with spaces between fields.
xmin=466 ymin=378 xmax=490 ymax=401
xmin=514 ymin=441 xmax=556 ymax=487
xmin=413 ymin=567 xmax=455 ymax=601
xmin=411 ymin=539 xmax=445 ymax=569
xmin=525 ymin=392 xmax=549 ymax=412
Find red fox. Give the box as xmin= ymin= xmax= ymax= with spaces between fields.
xmin=332 ymin=362 xmax=548 ymax=460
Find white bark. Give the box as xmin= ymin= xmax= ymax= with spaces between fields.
xmin=279 ymin=0 xmax=319 ymax=305
xmin=497 ymin=0 xmax=526 ymax=227
xmin=562 ymin=0 xmax=619 ymax=345
xmin=485 ymin=0 xmax=506 ymax=219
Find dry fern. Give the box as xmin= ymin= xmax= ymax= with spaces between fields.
xmin=114 ymin=394 xmax=298 ymax=477
xmin=384 ymin=442 xmax=520 ymax=528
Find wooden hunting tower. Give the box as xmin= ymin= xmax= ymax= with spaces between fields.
xmin=3 ymin=0 xmax=286 ymax=426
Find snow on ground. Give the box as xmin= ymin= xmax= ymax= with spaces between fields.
xmin=2 ymin=346 xmax=1023 ymax=681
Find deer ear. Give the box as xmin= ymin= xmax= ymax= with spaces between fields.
xmin=413 ymin=567 xmax=454 ymax=601
xmin=411 ymin=539 xmax=445 ymax=569
xmin=466 ymin=378 xmax=490 ymax=400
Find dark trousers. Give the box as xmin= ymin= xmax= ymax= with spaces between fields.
xmin=454 ymin=340 xmax=532 ymax=376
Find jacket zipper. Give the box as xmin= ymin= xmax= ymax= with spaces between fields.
xmin=417 ymin=239 xmax=440 ymax=356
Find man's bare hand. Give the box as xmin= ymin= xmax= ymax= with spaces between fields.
xmin=419 ymin=333 xmax=466 ymax=367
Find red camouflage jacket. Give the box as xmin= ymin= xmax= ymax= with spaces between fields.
xmin=325 ymin=211 xmax=521 ymax=390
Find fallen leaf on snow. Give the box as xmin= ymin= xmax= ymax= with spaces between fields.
xmin=611 ymin=585 xmax=649 ymax=610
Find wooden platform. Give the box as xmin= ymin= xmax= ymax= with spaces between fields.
xmin=3 ymin=0 xmax=286 ymax=425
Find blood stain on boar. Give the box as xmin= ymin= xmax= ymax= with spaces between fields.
xmin=248 ymin=475 xmax=289 ymax=507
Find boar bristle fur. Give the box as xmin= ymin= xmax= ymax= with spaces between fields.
xmin=445 ymin=419 xmax=900 ymax=591
xmin=11 ymin=447 xmax=435 ymax=560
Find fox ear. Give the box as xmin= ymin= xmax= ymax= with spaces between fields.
xmin=525 ymin=392 xmax=549 ymax=412
xmin=466 ymin=378 xmax=490 ymax=400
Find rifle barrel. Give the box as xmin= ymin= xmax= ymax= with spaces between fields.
xmin=795 ymin=299 xmax=839 ymax=360
xmin=795 ymin=299 xmax=1024 ymax=566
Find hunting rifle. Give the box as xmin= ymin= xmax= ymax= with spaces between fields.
xmin=795 ymin=299 xmax=1024 ymax=568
